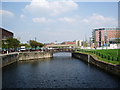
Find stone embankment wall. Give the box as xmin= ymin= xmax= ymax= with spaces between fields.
xmin=1 ymin=53 xmax=19 ymax=68
xmin=0 ymin=52 xmax=53 ymax=67
xmin=72 ymin=52 xmax=120 ymax=76
xmin=18 ymin=52 xmax=53 ymax=61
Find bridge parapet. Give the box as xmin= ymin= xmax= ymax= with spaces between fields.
xmin=44 ymin=48 xmax=75 ymax=53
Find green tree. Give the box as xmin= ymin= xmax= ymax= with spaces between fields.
xmin=2 ymin=40 xmax=7 ymax=49
xmin=0 ymin=40 xmax=2 ymax=49
xmin=83 ymin=41 xmax=88 ymax=47
xmin=101 ymin=41 xmax=104 ymax=49
xmin=2 ymin=37 xmax=20 ymax=49
xmin=29 ymin=40 xmax=44 ymax=49
xmin=94 ymin=41 xmax=98 ymax=49
xmin=115 ymin=29 xmax=120 ymax=44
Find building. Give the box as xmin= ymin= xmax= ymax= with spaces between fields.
xmin=0 ymin=27 xmax=14 ymax=40
xmin=0 ymin=28 xmax=14 ymax=49
xmin=92 ymin=28 xmax=120 ymax=47
xmin=61 ymin=40 xmax=84 ymax=47
xmin=75 ymin=40 xmax=83 ymax=47
xmin=61 ymin=41 xmax=76 ymax=45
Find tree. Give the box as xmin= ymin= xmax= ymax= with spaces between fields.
xmin=2 ymin=40 xmax=7 ymax=49
xmin=94 ymin=41 xmax=98 ymax=49
xmin=2 ymin=37 xmax=20 ymax=49
xmin=115 ymin=29 xmax=120 ymax=44
xmin=83 ymin=41 xmax=88 ymax=48
xmin=115 ymin=29 xmax=120 ymax=56
xmin=101 ymin=41 xmax=104 ymax=49
xmin=29 ymin=40 xmax=44 ymax=49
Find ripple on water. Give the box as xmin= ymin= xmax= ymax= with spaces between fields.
xmin=2 ymin=52 xmax=120 ymax=88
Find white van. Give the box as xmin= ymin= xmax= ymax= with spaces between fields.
xmin=20 ymin=46 xmax=26 ymax=51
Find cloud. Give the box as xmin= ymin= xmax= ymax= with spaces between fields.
xmin=23 ymin=0 xmax=78 ymax=16
xmin=20 ymin=14 xmax=25 ymax=19
xmin=0 ymin=10 xmax=14 ymax=26
xmin=32 ymin=17 xmax=54 ymax=23
xmin=82 ymin=13 xmax=117 ymax=27
xmin=32 ymin=17 xmax=76 ymax=23
xmin=58 ymin=17 xmax=76 ymax=23
xmin=0 ymin=10 xmax=14 ymax=17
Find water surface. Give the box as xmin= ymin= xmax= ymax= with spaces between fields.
xmin=2 ymin=52 xmax=120 ymax=88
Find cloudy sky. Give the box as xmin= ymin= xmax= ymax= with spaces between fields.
xmin=0 ymin=0 xmax=118 ymax=43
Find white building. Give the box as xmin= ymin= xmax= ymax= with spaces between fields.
xmin=75 ymin=40 xmax=83 ymax=47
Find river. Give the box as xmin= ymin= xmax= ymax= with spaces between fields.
xmin=2 ymin=52 xmax=120 ymax=88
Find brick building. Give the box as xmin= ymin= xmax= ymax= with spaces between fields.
xmin=0 ymin=27 xmax=14 ymax=40
xmin=61 ymin=41 xmax=76 ymax=45
xmin=92 ymin=28 xmax=120 ymax=47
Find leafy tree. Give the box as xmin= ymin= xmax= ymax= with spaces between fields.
xmin=2 ymin=40 xmax=7 ymax=49
xmin=2 ymin=37 xmax=20 ymax=49
xmin=83 ymin=41 xmax=88 ymax=47
xmin=94 ymin=41 xmax=98 ymax=49
xmin=115 ymin=30 xmax=120 ymax=44
xmin=114 ymin=38 xmax=120 ymax=44
xmin=0 ymin=40 xmax=2 ymax=49
xmin=29 ymin=40 xmax=44 ymax=49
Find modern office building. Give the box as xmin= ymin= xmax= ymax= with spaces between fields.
xmin=92 ymin=28 xmax=120 ymax=47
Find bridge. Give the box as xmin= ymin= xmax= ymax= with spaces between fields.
xmin=44 ymin=48 xmax=75 ymax=53
xmin=44 ymin=44 xmax=76 ymax=53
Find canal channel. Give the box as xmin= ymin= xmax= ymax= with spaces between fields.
xmin=2 ymin=52 xmax=120 ymax=88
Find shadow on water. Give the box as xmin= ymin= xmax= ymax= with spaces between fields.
xmin=2 ymin=52 xmax=120 ymax=88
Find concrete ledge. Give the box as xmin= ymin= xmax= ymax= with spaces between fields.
xmin=72 ymin=52 xmax=120 ymax=76
xmin=18 ymin=51 xmax=53 ymax=61
xmin=1 ymin=51 xmax=53 ymax=68
xmin=1 ymin=53 xmax=18 ymax=68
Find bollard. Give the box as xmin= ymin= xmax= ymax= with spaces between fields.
xmin=99 ymin=53 xmax=100 ymax=56
xmin=104 ymin=55 xmax=106 ymax=59
xmin=108 ymin=56 xmax=110 ymax=60
xmin=111 ymin=57 xmax=114 ymax=61
xmin=96 ymin=52 xmax=98 ymax=55
xmin=103 ymin=54 xmax=105 ymax=58
xmin=101 ymin=54 xmax=103 ymax=58
xmin=116 ymin=57 xmax=119 ymax=61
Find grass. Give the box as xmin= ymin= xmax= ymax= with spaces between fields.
xmin=95 ymin=49 xmax=120 ymax=58
xmin=76 ymin=49 xmax=120 ymax=65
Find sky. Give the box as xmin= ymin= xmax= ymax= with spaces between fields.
xmin=0 ymin=0 xmax=118 ymax=43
